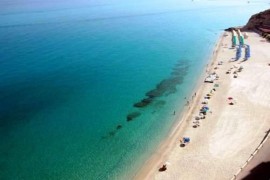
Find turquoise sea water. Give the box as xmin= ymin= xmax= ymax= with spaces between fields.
xmin=0 ymin=0 xmax=269 ymax=179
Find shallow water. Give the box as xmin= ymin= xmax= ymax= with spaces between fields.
xmin=0 ymin=0 xmax=269 ymax=179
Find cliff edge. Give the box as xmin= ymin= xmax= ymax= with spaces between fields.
xmin=242 ymin=9 xmax=270 ymax=30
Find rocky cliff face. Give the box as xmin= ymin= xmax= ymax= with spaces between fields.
xmin=242 ymin=9 xmax=270 ymax=30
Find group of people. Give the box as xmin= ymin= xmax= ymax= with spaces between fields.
xmin=159 ymin=82 xmax=211 ymax=172
xmin=184 ymin=92 xmax=197 ymax=108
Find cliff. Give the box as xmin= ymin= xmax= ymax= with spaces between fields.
xmin=242 ymin=9 xmax=270 ymax=30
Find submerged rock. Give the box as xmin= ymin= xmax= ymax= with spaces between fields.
xmin=154 ymin=100 xmax=166 ymax=108
xmin=175 ymin=62 xmax=184 ymax=67
xmin=171 ymin=71 xmax=182 ymax=76
xmin=134 ymin=97 xmax=154 ymax=108
xmin=132 ymin=63 xmax=189 ymax=110
xmin=146 ymin=77 xmax=183 ymax=98
xmin=109 ymin=131 xmax=116 ymax=136
xmin=172 ymin=67 xmax=182 ymax=71
xmin=101 ymin=130 xmax=117 ymax=140
xmin=156 ymin=77 xmax=182 ymax=90
xmin=134 ymin=102 xmax=147 ymax=108
xmin=142 ymin=97 xmax=154 ymax=103
xmin=116 ymin=125 xmax=122 ymax=130
xmin=146 ymin=89 xmax=164 ymax=98
xmin=175 ymin=59 xmax=188 ymax=67
xmin=164 ymin=87 xmax=177 ymax=96
xmin=172 ymin=66 xmax=188 ymax=74
xmin=126 ymin=111 xmax=141 ymax=121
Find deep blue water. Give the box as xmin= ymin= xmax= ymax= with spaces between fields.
xmin=0 ymin=0 xmax=269 ymax=179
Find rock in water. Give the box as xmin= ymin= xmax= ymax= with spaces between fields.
xmin=126 ymin=112 xmax=141 ymax=121
xmin=146 ymin=89 xmax=164 ymax=98
xmin=133 ymin=97 xmax=154 ymax=108
xmin=116 ymin=125 xmax=122 ymax=130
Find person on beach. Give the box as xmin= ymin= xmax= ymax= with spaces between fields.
xmin=173 ymin=111 xmax=176 ymax=115
xmin=179 ymin=139 xmax=183 ymax=144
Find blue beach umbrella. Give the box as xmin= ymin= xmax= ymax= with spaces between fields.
xmin=245 ymin=45 xmax=251 ymax=59
xmin=183 ymin=137 xmax=190 ymax=143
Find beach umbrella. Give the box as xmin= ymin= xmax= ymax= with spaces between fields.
xmin=201 ymin=107 xmax=209 ymax=112
xmin=203 ymin=105 xmax=209 ymax=109
xmin=183 ymin=137 xmax=190 ymax=143
xmin=240 ymin=36 xmax=244 ymax=45
xmin=232 ymin=36 xmax=237 ymax=46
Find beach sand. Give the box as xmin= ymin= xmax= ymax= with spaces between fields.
xmin=134 ymin=31 xmax=270 ymax=180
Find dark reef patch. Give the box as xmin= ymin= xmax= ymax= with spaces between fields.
xmin=156 ymin=77 xmax=182 ymax=89
xmin=102 ymin=60 xmax=189 ymax=140
xmin=171 ymin=66 xmax=188 ymax=75
xmin=175 ymin=61 xmax=186 ymax=67
xmin=126 ymin=111 xmax=141 ymax=122
xmin=133 ymin=97 xmax=154 ymax=108
xmin=171 ymin=71 xmax=182 ymax=76
xmin=116 ymin=125 xmax=122 ymax=130
xmin=145 ymin=77 xmax=182 ymax=98
xmin=146 ymin=89 xmax=163 ymax=98
xmin=101 ymin=130 xmax=117 ymax=139
xmin=109 ymin=131 xmax=116 ymax=136
xmin=154 ymin=100 xmax=166 ymax=107
xmin=139 ymin=63 xmax=188 ymax=105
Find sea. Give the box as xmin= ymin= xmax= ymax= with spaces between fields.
xmin=0 ymin=0 xmax=269 ymax=179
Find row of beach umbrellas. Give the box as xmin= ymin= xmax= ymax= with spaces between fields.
xmin=245 ymin=45 xmax=251 ymax=59
xmin=235 ymin=45 xmax=251 ymax=60
xmin=236 ymin=47 xmax=242 ymax=60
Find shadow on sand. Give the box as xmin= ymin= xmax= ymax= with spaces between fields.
xmin=242 ymin=161 xmax=270 ymax=180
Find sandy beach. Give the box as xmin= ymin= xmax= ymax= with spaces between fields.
xmin=134 ymin=31 xmax=270 ymax=180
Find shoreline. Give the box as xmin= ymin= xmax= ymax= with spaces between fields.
xmin=134 ymin=31 xmax=270 ymax=179
xmin=133 ymin=32 xmax=225 ymax=179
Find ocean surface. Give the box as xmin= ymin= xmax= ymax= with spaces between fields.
xmin=0 ymin=0 xmax=269 ymax=179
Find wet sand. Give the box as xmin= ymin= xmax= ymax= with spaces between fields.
xmin=134 ymin=31 xmax=270 ymax=180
